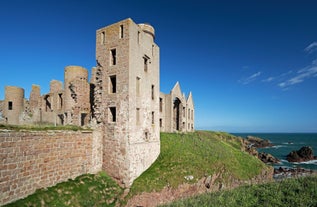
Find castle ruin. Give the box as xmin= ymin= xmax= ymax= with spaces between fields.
xmin=0 ymin=18 xmax=194 ymax=186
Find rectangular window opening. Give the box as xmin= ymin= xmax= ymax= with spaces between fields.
xmin=8 ymin=101 xmax=13 ymax=110
xmin=143 ymin=56 xmax=149 ymax=72
xmin=151 ymin=85 xmax=155 ymax=100
xmin=159 ymin=98 xmax=163 ymax=112
xmin=44 ymin=95 xmax=51 ymax=112
xmin=159 ymin=118 xmax=162 ymax=128
xmin=110 ymin=49 xmax=116 ymax=65
xmin=110 ymin=75 xmax=117 ymax=93
xmin=120 ymin=25 xmax=124 ymax=38
xmin=109 ymin=107 xmax=116 ymax=122
xmin=101 ymin=31 xmax=105 ymax=44
xmin=59 ymin=93 xmax=63 ymax=109
xmin=151 ymin=111 xmax=155 ymax=125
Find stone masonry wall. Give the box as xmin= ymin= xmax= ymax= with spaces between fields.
xmin=0 ymin=130 xmax=102 ymax=206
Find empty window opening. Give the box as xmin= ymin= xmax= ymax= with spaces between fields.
xmin=159 ymin=118 xmax=162 ymax=128
xmin=120 ymin=25 xmax=124 ymax=38
xmin=58 ymin=114 xmax=64 ymax=125
xmin=183 ymin=107 xmax=185 ymax=117
xmin=81 ymin=113 xmax=87 ymax=126
xmin=8 ymin=101 xmax=13 ymax=110
xmin=159 ymin=98 xmax=163 ymax=112
xmin=188 ymin=123 xmax=190 ymax=130
xmin=136 ymin=77 xmax=140 ymax=96
xmin=151 ymin=85 xmax=155 ymax=100
xmin=145 ymin=131 xmax=148 ymax=140
xmin=44 ymin=95 xmax=51 ymax=112
xmin=101 ymin=31 xmax=105 ymax=44
xmin=110 ymin=75 xmax=117 ymax=93
xmin=136 ymin=108 xmax=140 ymax=125
xmin=143 ymin=56 xmax=149 ymax=72
xmin=109 ymin=107 xmax=116 ymax=122
xmin=110 ymin=49 xmax=116 ymax=65
xmin=58 ymin=93 xmax=63 ymax=109
xmin=152 ymin=111 xmax=155 ymax=124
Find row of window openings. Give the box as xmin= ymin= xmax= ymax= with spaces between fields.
xmin=158 ymin=99 xmax=194 ymax=121
xmin=110 ymin=75 xmax=155 ymax=99
xmin=101 ymin=25 xmax=124 ymax=44
xmin=182 ymin=108 xmax=194 ymax=120
xmin=110 ymin=48 xmax=150 ymax=73
xmin=7 ymin=95 xmax=64 ymax=112
xmin=136 ymin=108 xmax=155 ymax=125
xmin=110 ymin=107 xmax=155 ymax=125
xmin=157 ymin=119 xmax=193 ymax=130
xmin=101 ymin=26 xmax=154 ymax=54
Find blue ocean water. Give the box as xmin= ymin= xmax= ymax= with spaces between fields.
xmin=233 ymin=133 xmax=317 ymax=171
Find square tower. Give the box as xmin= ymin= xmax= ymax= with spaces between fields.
xmin=95 ymin=18 xmax=160 ymax=186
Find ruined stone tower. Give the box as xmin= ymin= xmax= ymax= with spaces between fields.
xmin=94 ymin=18 xmax=160 ymax=186
xmin=3 ymin=86 xmax=24 ymax=125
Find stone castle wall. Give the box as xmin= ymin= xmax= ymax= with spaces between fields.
xmin=0 ymin=130 xmax=102 ymax=205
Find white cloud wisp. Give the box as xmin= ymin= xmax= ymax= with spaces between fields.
xmin=239 ymin=72 xmax=262 ymax=85
xmin=279 ymin=60 xmax=317 ymax=88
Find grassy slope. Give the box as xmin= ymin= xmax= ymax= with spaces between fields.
xmin=3 ymin=172 xmax=123 ymax=207
xmin=129 ymin=131 xmax=267 ymax=195
xmin=161 ymin=175 xmax=317 ymax=207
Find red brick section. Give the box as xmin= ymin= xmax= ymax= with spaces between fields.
xmin=0 ymin=130 xmax=93 ymax=205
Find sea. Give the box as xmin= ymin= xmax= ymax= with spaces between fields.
xmin=232 ymin=133 xmax=317 ymax=171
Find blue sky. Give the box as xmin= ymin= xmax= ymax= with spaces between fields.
xmin=1 ymin=0 xmax=317 ymax=132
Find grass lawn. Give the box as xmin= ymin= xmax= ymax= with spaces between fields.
xmin=160 ymin=175 xmax=317 ymax=207
xmin=3 ymin=172 xmax=123 ymax=207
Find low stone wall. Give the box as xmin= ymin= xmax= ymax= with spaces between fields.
xmin=0 ymin=130 xmax=102 ymax=205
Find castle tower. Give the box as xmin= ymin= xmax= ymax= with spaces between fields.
xmin=95 ymin=18 xmax=160 ymax=186
xmin=3 ymin=86 xmax=24 ymax=125
xmin=64 ymin=66 xmax=90 ymax=126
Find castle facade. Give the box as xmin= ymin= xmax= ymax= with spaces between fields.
xmin=0 ymin=18 xmax=194 ymax=186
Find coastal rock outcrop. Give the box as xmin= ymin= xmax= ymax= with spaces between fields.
xmin=246 ymin=135 xmax=273 ymax=148
xmin=258 ymin=152 xmax=280 ymax=164
xmin=286 ymin=146 xmax=317 ymax=162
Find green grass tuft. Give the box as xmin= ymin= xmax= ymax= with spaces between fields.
xmin=160 ymin=176 xmax=317 ymax=207
xmin=3 ymin=172 xmax=123 ymax=207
